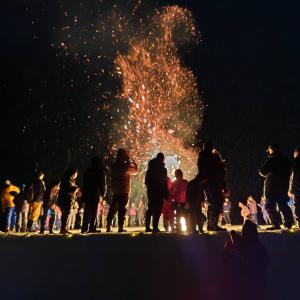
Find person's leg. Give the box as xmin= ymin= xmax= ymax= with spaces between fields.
xmin=60 ymin=209 xmax=70 ymax=233
xmin=22 ymin=203 xmax=29 ymax=232
xmin=89 ymin=203 xmax=99 ymax=232
xmin=207 ymin=187 xmax=224 ymax=230
xmin=277 ymin=196 xmax=293 ymax=229
xmin=15 ymin=210 xmax=21 ymax=232
xmin=9 ymin=207 xmax=16 ymax=231
xmin=294 ymin=195 xmax=300 ymax=226
xmin=145 ymin=203 xmax=153 ymax=231
xmin=152 ymin=198 xmax=164 ymax=233
xmin=265 ymin=198 xmax=281 ymax=228
xmin=5 ymin=207 xmax=13 ymax=231
xmin=81 ymin=205 xmax=91 ymax=233
xmin=106 ymin=196 xmax=118 ymax=231
xmin=39 ymin=206 xmax=47 ymax=233
xmin=117 ymin=194 xmax=129 ymax=232
xmin=49 ymin=209 xmax=55 ymax=233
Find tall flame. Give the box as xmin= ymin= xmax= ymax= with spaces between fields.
xmin=115 ymin=6 xmax=203 ymax=179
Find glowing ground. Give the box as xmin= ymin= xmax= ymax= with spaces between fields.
xmin=0 ymin=226 xmax=299 ymax=300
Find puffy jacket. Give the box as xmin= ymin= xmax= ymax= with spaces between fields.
xmin=1 ymin=184 xmax=20 ymax=210
xmin=259 ymin=153 xmax=291 ymax=198
xmin=111 ymin=162 xmax=138 ymax=194
xmin=171 ymin=178 xmax=188 ymax=203
xmin=290 ymin=157 xmax=300 ymax=196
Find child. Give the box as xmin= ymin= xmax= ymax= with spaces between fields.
xmin=239 ymin=202 xmax=251 ymax=223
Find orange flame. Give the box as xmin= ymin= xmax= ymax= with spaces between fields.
xmin=115 ymin=6 xmax=203 ymax=179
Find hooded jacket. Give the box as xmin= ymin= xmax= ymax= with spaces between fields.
xmin=1 ymin=184 xmax=20 ymax=210
xmin=111 ymin=161 xmax=138 ymax=195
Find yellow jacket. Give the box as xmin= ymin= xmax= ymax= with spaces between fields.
xmin=1 ymin=185 xmax=20 ymax=210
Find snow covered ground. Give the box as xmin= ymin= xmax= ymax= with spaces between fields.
xmin=0 ymin=227 xmax=299 ymax=300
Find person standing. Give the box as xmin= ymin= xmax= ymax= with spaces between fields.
xmin=40 ymin=180 xmax=60 ymax=234
xmin=289 ymin=146 xmax=300 ymax=227
xmin=223 ymin=197 xmax=231 ymax=226
xmin=27 ymin=171 xmax=46 ymax=232
xmin=239 ymin=202 xmax=251 ymax=223
xmin=197 ymin=142 xmax=227 ymax=231
xmin=0 ymin=180 xmax=20 ymax=232
xmin=171 ymin=169 xmax=188 ymax=233
xmin=186 ymin=174 xmax=206 ymax=234
xmin=247 ymin=195 xmax=258 ymax=225
xmin=258 ymin=197 xmax=271 ymax=225
xmin=129 ymin=203 xmax=137 ymax=227
xmin=162 ymin=178 xmax=174 ymax=232
xmin=106 ymin=149 xmax=138 ymax=233
xmin=145 ymin=153 xmax=169 ymax=233
xmin=137 ymin=199 xmax=145 ymax=227
xmin=15 ymin=184 xmax=29 ymax=233
xmin=259 ymin=143 xmax=293 ymax=230
xmin=58 ymin=168 xmax=80 ymax=234
xmin=81 ymin=157 xmax=107 ymax=233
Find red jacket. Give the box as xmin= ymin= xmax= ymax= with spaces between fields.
xmin=171 ymin=178 xmax=188 ymax=204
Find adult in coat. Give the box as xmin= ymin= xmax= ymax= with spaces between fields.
xmin=197 ymin=142 xmax=227 ymax=231
xmin=145 ymin=153 xmax=169 ymax=233
xmin=259 ymin=143 xmax=293 ymax=230
xmin=81 ymin=156 xmax=107 ymax=233
xmin=106 ymin=149 xmax=138 ymax=232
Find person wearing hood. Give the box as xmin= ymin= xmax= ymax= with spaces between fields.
xmin=259 ymin=143 xmax=293 ymax=230
xmin=0 ymin=180 xmax=20 ymax=232
xmin=81 ymin=156 xmax=107 ymax=233
xmin=145 ymin=153 xmax=169 ymax=233
xmin=106 ymin=149 xmax=138 ymax=233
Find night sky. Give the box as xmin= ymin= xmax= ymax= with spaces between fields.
xmin=1 ymin=0 xmax=299 ymax=220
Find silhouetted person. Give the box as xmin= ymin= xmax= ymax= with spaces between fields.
xmin=259 ymin=143 xmax=293 ymax=230
xmin=106 ymin=149 xmax=138 ymax=233
xmin=27 ymin=170 xmax=46 ymax=232
xmin=40 ymin=179 xmax=60 ymax=234
xmin=145 ymin=153 xmax=169 ymax=233
xmin=81 ymin=156 xmax=107 ymax=233
xmin=223 ymin=221 xmax=269 ymax=300
xmin=241 ymin=220 xmax=269 ymax=300
xmin=58 ymin=168 xmax=80 ymax=234
xmin=197 ymin=142 xmax=227 ymax=231
xmin=289 ymin=146 xmax=300 ymax=227
xmin=186 ymin=174 xmax=206 ymax=233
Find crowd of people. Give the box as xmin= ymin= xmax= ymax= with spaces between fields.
xmin=0 ymin=142 xmax=299 ymax=234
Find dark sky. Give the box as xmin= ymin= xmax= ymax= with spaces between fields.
xmin=1 ymin=0 xmax=300 ymax=214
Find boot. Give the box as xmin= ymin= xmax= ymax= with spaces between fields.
xmin=106 ymin=225 xmax=112 ymax=233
